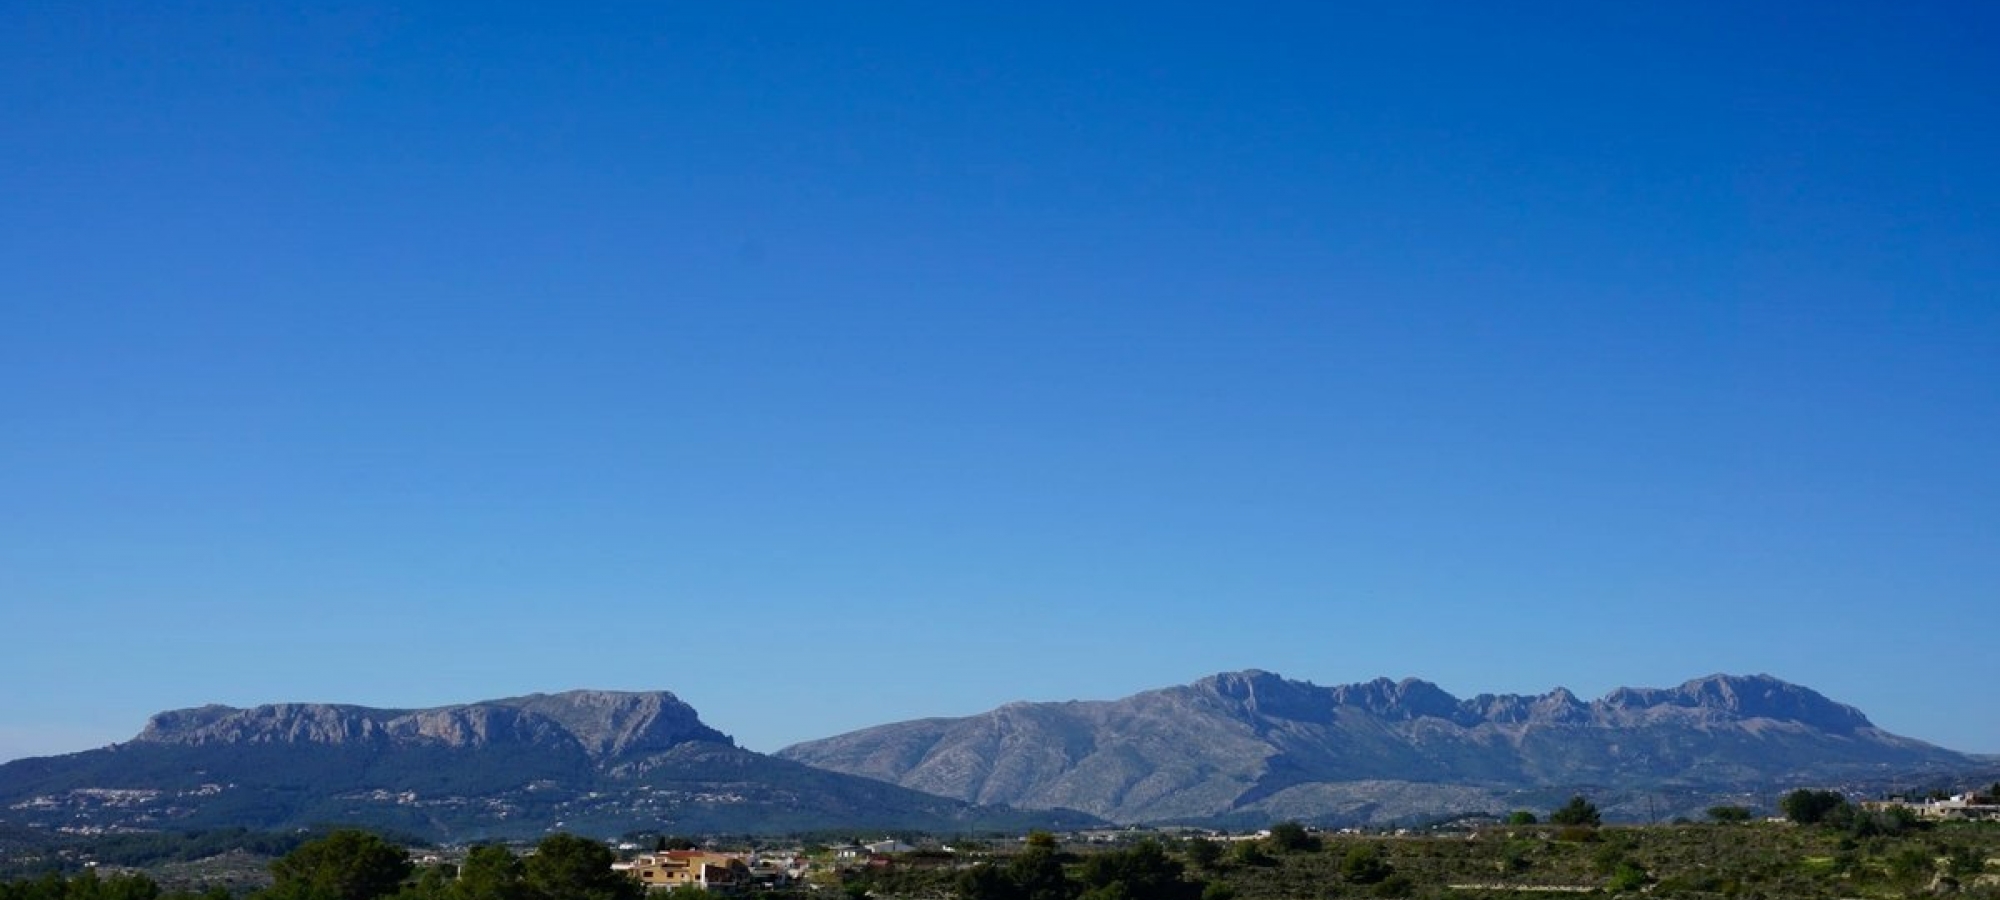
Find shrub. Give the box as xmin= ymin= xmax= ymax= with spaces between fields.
xmin=1264 ymin=822 xmax=1320 ymax=853
xmin=1606 ymin=861 xmax=1651 ymax=892
xmin=1182 ymin=839 xmax=1223 ymax=870
xmin=1779 ymin=789 xmax=1849 ymax=826
xmin=1549 ymin=796 xmax=1601 ymax=827
xmin=1373 ymin=873 xmax=1414 ymax=897
xmin=1706 ymin=805 xmax=1752 ymax=824
xmin=1339 ymin=846 xmax=1393 ymax=885
xmin=1229 ymin=841 xmax=1273 ymax=867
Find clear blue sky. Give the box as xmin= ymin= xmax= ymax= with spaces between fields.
xmin=4 ymin=3 xmax=1996 ymax=764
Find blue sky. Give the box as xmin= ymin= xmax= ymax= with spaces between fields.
xmin=3 ymin=2 xmax=1996 ymax=764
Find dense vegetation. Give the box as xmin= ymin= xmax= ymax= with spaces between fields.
xmin=4 ymin=798 xmax=1997 ymax=900
xmin=0 ymin=828 xmax=426 ymax=883
xmin=846 ymin=814 xmax=2000 ymax=900
xmin=0 ymin=871 xmax=230 ymax=900
xmin=1185 ymin=821 xmax=2000 ymax=898
xmin=0 ymin=830 xmax=640 ymax=900
xmin=944 ymin=833 xmax=1203 ymax=900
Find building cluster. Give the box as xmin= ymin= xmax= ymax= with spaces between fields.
xmin=1866 ymin=789 xmax=2000 ymax=821
xmin=612 ymin=840 xmax=926 ymax=892
xmin=614 ymin=849 xmax=818 ymax=892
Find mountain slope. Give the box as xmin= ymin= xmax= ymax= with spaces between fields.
xmin=776 ymin=672 xmax=1979 ymax=825
xmin=0 ymin=691 xmax=1097 ymax=840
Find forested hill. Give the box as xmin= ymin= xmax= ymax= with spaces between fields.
xmin=777 ymin=672 xmax=1982 ymax=825
xmin=0 ymin=690 xmax=1099 ymax=840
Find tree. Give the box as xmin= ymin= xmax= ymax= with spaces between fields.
xmin=522 ymin=834 xmax=640 ymax=900
xmin=957 ymin=842 xmax=1085 ymax=900
xmin=1549 ymin=796 xmax=1601 ymax=827
xmin=267 ymin=829 xmax=414 ymax=900
xmin=1007 ymin=845 xmax=1076 ymax=900
xmin=397 ymin=865 xmax=450 ymax=900
xmin=25 ymin=870 xmax=165 ymax=900
xmin=1778 ymin=789 xmax=1850 ymax=826
xmin=1078 ymin=841 xmax=1199 ymax=900
xmin=1181 ymin=839 xmax=1223 ymax=870
xmin=1229 ymin=841 xmax=1273 ymax=868
xmin=0 ymin=871 xmax=175 ymax=900
xmin=1844 ymin=803 xmax=1919 ymax=838
xmin=1705 ymin=805 xmax=1752 ymax=824
xmin=956 ymin=864 xmax=1022 ymax=900
xmin=87 ymin=869 xmax=165 ymax=900
xmin=1263 ymin=822 xmax=1319 ymax=853
xmin=1504 ymin=811 xmax=1538 ymax=826
xmin=449 ymin=845 xmax=526 ymax=900
xmin=1338 ymin=845 xmax=1392 ymax=885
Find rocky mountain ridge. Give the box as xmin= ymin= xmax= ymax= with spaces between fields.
xmin=1192 ymin=671 xmax=1873 ymax=732
xmin=777 ymin=671 xmax=1976 ymax=825
xmin=3 ymin=675 xmax=1978 ymax=836
xmin=0 ymin=690 xmax=1094 ymax=840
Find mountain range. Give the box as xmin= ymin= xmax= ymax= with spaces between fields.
xmin=0 ymin=673 xmax=1986 ymax=840
xmin=776 ymin=671 xmax=1985 ymax=826
xmin=0 ymin=690 xmax=1095 ymax=840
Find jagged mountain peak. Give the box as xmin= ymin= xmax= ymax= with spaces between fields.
xmin=1600 ymin=672 xmax=1872 ymax=732
xmin=490 ymin=689 xmax=733 ymax=757
xmin=1194 ymin=671 xmax=1465 ymax=721
xmin=1187 ymin=671 xmax=1867 ymax=730
xmin=1329 ymin=676 xmax=1461 ymax=721
xmin=1194 ymin=670 xmax=1332 ymax=722
xmin=1195 ymin=669 xmax=1289 ymax=692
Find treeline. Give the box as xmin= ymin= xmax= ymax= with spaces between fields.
xmin=1780 ymin=788 xmax=1933 ymax=837
xmin=0 ymin=870 xmax=229 ymax=900
xmin=847 ymin=825 xmax=1411 ymax=900
xmin=74 ymin=831 xmax=312 ymax=870
xmin=950 ymin=834 xmax=1209 ymax=900
xmin=260 ymin=830 xmax=641 ymax=900
xmin=1 ymin=828 xmax=438 ymax=881
xmin=2 ymin=829 xmax=643 ymax=900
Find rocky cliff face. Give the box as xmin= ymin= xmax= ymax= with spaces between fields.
xmin=134 ymin=690 xmax=731 ymax=760
xmin=1595 ymin=674 xmax=1872 ymax=732
xmin=777 ymin=672 xmax=1977 ymax=825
